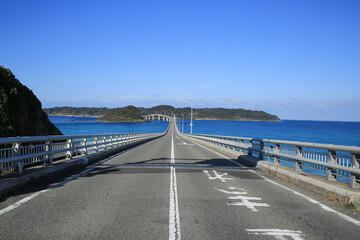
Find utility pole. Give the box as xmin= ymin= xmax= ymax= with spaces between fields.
xmin=189 ymin=99 xmax=193 ymax=134
xmin=181 ymin=114 xmax=184 ymax=133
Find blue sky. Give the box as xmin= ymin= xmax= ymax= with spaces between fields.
xmin=1 ymin=0 xmax=359 ymax=121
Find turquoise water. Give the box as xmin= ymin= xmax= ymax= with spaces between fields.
xmin=50 ymin=116 xmax=360 ymax=147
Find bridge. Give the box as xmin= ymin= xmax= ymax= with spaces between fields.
xmin=0 ymin=116 xmax=360 ymax=239
xmin=143 ymin=114 xmax=172 ymax=122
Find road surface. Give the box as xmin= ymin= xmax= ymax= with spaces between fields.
xmin=0 ymin=122 xmax=359 ymax=239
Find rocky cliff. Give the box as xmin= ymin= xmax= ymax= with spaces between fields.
xmin=0 ymin=66 xmax=62 ymax=137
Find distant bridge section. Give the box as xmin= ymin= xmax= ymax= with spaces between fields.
xmin=143 ymin=114 xmax=173 ymax=122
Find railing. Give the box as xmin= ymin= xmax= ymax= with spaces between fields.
xmin=184 ymin=133 xmax=360 ymax=188
xmin=0 ymin=133 xmax=162 ymax=174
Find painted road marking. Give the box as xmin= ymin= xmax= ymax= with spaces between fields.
xmin=0 ymin=189 xmax=50 ymax=216
xmin=0 ymin=147 xmax=139 ymax=216
xmin=227 ymin=196 xmax=270 ymax=212
xmin=203 ymin=170 xmax=234 ymax=182
xmin=187 ymin=136 xmax=360 ymax=226
xmin=249 ymin=170 xmax=360 ymax=227
xmin=216 ymin=187 xmax=270 ymax=212
xmin=246 ymin=229 xmax=305 ymax=240
xmin=215 ymin=186 xmax=247 ymax=195
xmin=169 ymin=128 xmax=181 ymax=240
xmin=177 ymin=142 xmax=194 ymax=146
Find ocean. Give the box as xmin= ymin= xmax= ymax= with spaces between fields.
xmin=49 ymin=116 xmax=360 ymax=147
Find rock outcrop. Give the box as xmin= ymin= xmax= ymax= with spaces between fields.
xmin=0 ymin=66 xmax=62 ymax=137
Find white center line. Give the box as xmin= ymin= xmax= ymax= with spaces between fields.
xmin=169 ymin=126 xmax=181 ymax=240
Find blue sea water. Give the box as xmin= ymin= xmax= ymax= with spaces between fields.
xmin=49 ymin=116 xmax=169 ymax=135
xmin=49 ymin=116 xmax=360 ymax=147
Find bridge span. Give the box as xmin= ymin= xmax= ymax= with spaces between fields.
xmin=143 ymin=114 xmax=172 ymax=122
xmin=0 ymin=121 xmax=360 ymax=239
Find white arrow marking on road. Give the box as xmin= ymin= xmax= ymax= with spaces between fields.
xmin=215 ymin=187 xmax=248 ymax=195
xmin=216 ymin=187 xmax=270 ymax=212
xmin=227 ymin=196 xmax=270 ymax=212
xmin=203 ymin=170 xmax=234 ymax=182
xmin=177 ymin=142 xmax=194 ymax=146
xmin=246 ymin=229 xmax=305 ymax=240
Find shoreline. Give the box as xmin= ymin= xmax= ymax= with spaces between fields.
xmin=195 ymin=118 xmax=281 ymax=122
xmin=48 ymin=114 xmax=148 ymax=123
xmin=48 ymin=114 xmax=101 ymax=118
xmin=49 ymin=114 xmax=281 ymax=122
xmin=96 ymin=120 xmax=149 ymax=123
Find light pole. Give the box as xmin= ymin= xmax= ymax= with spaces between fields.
xmin=181 ymin=114 xmax=184 ymax=133
xmin=189 ymin=99 xmax=193 ymax=134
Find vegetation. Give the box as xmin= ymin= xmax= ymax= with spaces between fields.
xmin=0 ymin=66 xmax=62 ymax=137
xmin=345 ymin=202 xmax=357 ymax=210
xmin=97 ymin=105 xmax=145 ymax=122
xmin=45 ymin=106 xmax=112 ymax=117
xmin=44 ymin=104 xmax=280 ymax=121
xmin=193 ymin=108 xmax=280 ymax=121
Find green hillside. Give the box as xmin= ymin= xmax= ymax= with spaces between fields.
xmin=97 ymin=105 xmax=145 ymax=122
xmin=44 ymin=105 xmax=280 ymax=121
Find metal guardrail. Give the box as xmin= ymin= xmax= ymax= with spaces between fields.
xmin=185 ymin=133 xmax=360 ymax=188
xmin=0 ymin=133 xmax=162 ymax=174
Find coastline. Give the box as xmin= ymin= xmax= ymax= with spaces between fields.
xmin=96 ymin=119 xmax=149 ymax=123
xmin=48 ymin=114 xmax=280 ymax=122
xmin=48 ymin=114 xmax=148 ymax=123
xmin=48 ymin=114 xmax=101 ymax=118
xmin=196 ymin=118 xmax=281 ymax=122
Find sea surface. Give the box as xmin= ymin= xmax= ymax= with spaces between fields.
xmin=49 ymin=116 xmax=360 ymax=147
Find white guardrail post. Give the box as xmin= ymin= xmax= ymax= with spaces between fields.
xmin=12 ymin=142 xmax=22 ymax=173
xmin=273 ymin=144 xmax=280 ymax=165
xmin=294 ymin=146 xmax=303 ymax=171
xmin=326 ymin=150 xmax=337 ymax=181
xmin=94 ymin=137 xmax=99 ymax=152
xmin=82 ymin=138 xmax=87 ymax=155
xmin=66 ymin=138 xmax=73 ymax=159
xmin=350 ymin=153 xmax=360 ymax=188
xmin=46 ymin=140 xmax=53 ymax=165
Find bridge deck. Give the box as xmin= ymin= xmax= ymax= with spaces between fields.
xmin=0 ymin=122 xmax=359 ymax=239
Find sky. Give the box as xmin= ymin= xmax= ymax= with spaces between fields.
xmin=1 ymin=0 xmax=359 ymax=121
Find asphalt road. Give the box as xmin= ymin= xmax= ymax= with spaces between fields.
xmin=0 ymin=122 xmax=360 ymax=239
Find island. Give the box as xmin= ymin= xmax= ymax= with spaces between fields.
xmin=44 ymin=105 xmax=280 ymax=122
xmin=97 ymin=105 xmax=147 ymax=122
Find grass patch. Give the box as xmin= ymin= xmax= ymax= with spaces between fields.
xmin=345 ymin=202 xmax=357 ymax=210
